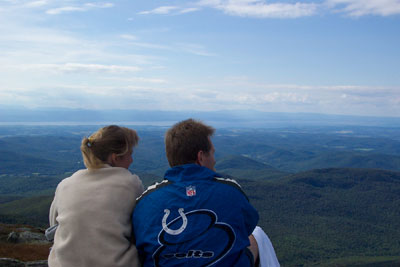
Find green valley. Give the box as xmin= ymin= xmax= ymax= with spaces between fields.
xmin=1 ymin=125 xmax=400 ymax=266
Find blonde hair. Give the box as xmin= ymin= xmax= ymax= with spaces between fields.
xmin=81 ymin=125 xmax=139 ymax=169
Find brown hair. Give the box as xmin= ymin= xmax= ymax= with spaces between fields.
xmin=165 ymin=118 xmax=215 ymax=167
xmin=81 ymin=125 xmax=139 ymax=169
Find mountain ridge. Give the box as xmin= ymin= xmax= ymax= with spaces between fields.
xmin=1 ymin=167 xmax=399 ymax=265
xmin=2 ymin=108 xmax=400 ymax=127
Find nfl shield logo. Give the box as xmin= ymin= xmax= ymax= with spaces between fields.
xmin=186 ymin=186 xmax=196 ymax=197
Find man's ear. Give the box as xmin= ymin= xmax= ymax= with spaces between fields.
xmin=196 ymin=150 xmax=204 ymax=166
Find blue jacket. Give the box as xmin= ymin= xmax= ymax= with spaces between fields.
xmin=133 ymin=164 xmax=259 ymax=266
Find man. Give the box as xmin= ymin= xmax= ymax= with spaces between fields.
xmin=133 ymin=119 xmax=260 ymax=266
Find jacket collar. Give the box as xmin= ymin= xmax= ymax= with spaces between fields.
xmin=164 ymin=163 xmax=221 ymax=182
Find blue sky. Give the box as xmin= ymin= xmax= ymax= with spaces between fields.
xmin=1 ymin=0 xmax=399 ymax=117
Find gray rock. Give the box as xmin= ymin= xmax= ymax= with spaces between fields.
xmin=5 ymin=231 xmax=49 ymax=244
xmin=26 ymin=260 xmax=48 ymax=267
xmin=18 ymin=231 xmax=48 ymax=244
xmin=0 ymin=258 xmax=48 ymax=267
xmin=0 ymin=258 xmax=25 ymax=267
xmin=6 ymin=232 xmax=19 ymax=243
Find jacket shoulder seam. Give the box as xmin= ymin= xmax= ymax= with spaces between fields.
xmin=136 ymin=179 xmax=172 ymax=204
xmin=213 ymin=177 xmax=249 ymax=201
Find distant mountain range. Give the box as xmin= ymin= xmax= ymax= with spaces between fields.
xmin=1 ymin=167 xmax=399 ymax=266
xmin=216 ymin=154 xmax=287 ymax=180
xmin=1 ymin=125 xmax=400 ymax=175
xmin=1 ymin=108 xmax=400 ymax=127
xmin=1 ymin=124 xmax=400 ymax=265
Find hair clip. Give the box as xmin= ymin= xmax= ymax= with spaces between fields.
xmin=87 ymin=137 xmax=94 ymax=147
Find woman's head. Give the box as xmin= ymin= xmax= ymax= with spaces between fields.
xmin=81 ymin=125 xmax=139 ymax=169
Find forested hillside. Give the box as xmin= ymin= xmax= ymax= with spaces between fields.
xmin=1 ymin=125 xmax=400 ymax=266
xmin=240 ymin=168 xmax=400 ymax=265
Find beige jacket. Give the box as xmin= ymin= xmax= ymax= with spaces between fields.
xmin=48 ymin=165 xmax=144 ymax=267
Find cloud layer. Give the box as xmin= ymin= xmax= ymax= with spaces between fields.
xmin=1 ymin=0 xmax=399 ymax=118
xmin=326 ymin=0 xmax=400 ymax=17
xmin=138 ymin=0 xmax=400 ymax=18
xmin=198 ymin=0 xmax=318 ymax=18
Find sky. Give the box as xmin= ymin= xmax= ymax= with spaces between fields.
xmin=0 ymin=0 xmax=400 ymax=117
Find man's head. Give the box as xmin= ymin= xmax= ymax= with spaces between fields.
xmin=165 ymin=119 xmax=216 ymax=170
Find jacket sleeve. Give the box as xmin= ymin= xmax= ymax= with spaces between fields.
xmin=49 ymin=189 xmax=59 ymax=227
xmin=214 ymin=177 xmax=260 ymax=234
xmin=242 ymin=195 xmax=259 ymax=235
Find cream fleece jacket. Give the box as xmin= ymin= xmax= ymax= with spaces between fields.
xmin=48 ymin=165 xmax=143 ymax=267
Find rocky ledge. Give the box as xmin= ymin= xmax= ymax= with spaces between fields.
xmin=0 ymin=224 xmax=50 ymax=266
xmin=6 ymin=230 xmax=49 ymax=245
xmin=0 ymin=258 xmax=48 ymax=267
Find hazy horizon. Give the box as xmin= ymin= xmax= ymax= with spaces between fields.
xmin=1 ymin=108 xmax=400 ymax=128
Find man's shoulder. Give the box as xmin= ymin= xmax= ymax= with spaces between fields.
xmin=213 ymin=176 xmax=242 ymax=189
xmin=212 ymin=176 xmax=249 ymax=200
xmin=135 ymin=176 xmax=248 ymax=205
xmin=135 ymin=179 xmax=172 ymax=204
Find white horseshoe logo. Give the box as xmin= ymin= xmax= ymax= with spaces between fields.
xmin=162 ymin=208 xmax=188 ymax=235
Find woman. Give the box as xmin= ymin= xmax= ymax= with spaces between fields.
xmin=48 ymin=125 xmax=144 ymax=267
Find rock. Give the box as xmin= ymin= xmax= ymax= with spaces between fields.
xmin=6 ymin=232 xmax=19 ymax=243
xmin=0 ymin=258 xmax=25 ymax=267
xmin=26 ymin=260 xmax=48 ymax=267
xmin=6 ymin=231 xmax=49 ymax=244
xmin=0 ymin=259 xmax=48 ymax=267
xmin=18 ymin=231 xmax=48 ymax=244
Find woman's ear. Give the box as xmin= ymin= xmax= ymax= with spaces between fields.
xmin=107 ymin=153 xmax=118 ymax=167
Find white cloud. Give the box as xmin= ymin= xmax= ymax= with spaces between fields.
xmin=138 ymin=0 xmax=400 ymax=18
xmin=215 ymin=91 xmax=311 ymax=105
xmin=176 ymin=43 xmax=217 ymax=57
xmin=104 ymin=76 xmax=168 ymax=84
xmin=138 ymin=6 xmax=179 ymax=15
xmin=46 ymin=2 xmax=114 ymax=15
xmin=120 ymin=34 xmax=137 ymax=40
xmin=46 ymin=6 xmax=85 ymax=15
xmin=137 ymin=1 xmax=318 ymax=18
xmin=1 ymin=80 xmax=398 ymax=116
xmin=197 ymin=0 xmax=318 ymax=18
xmin=0 ymin=14 xmax=156 ymax=68
xmin=84 ymin=3 xmax=114 ymax=9
xmin=0 ymin=28 xmax=79 ymax=45
xmin=326 ymin=0 xmax=400 ymax=17
xmin=0 ymin=84 xmax=183 ymax=110
xmin=179 ymin=7 xmax=201 ymax=14
xmin=126 ymin=41 xmax=216 ymax=57
xmin=24 ymin=0 xmax=49 ymax=8
xmin=18 ymin=63 xmax=141 ymax=74
xmin=172 ymin=79 xmax=400 ymax=115
xmin=130 ymin=42 xmax=172 ymax=50
xmin=138 ymin=5 xmax=201 ymax=15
